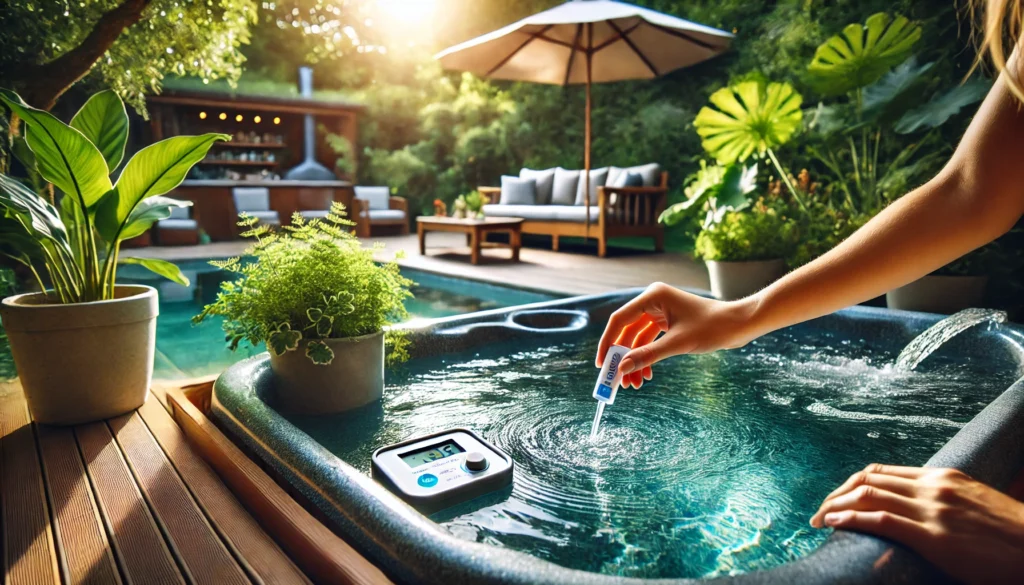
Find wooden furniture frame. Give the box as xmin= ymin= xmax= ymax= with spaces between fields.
xmin=354 ymin=196 xmax=410 ymax=238
xmin=479 ymin=171 xmax=668 ymax=257
xmin=417 ymin=216 xmax=523 ymax=264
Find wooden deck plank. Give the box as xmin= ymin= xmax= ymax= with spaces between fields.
xmin=137 ymin=399 xmax=310 ymax=585
xmin=35 ymin=425 xmax=121 ymax=585
xmin=107 ymin=413 xmax=249 ymax=585
xmin=75 ymin=421 xmax=184 ymax=585
xmin=167 ymin=387 xmax=392 ymax=585
xmin=0 ymin=388 xmax=60 ymax=585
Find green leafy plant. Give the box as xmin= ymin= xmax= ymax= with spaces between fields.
xmin=694 ymin=199 xmax=799 ymax=262
xmin=319 ymin=123 xmax=355 ymax=177
xmin=659 ymin=161 xmax=758 ymax=229
xmin=0 ymin=89 xmax=224 ymax=303
xmin=694 ymin=80 xmax=806 ymax=210
xmin=193 ymin=203 xmax=414 ymax=366
xmin=807 ymin=13 xmax=922 ymax=96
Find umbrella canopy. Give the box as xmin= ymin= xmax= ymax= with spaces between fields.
xmin=435 ymin=0 xmax=733 ymax=236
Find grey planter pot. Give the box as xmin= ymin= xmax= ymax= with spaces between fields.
xmin=886 ymin=275 xmax=989 ymax=314
xmin=0 ymin=285 xmax=158 ymax=425
xmin=706 ymin=259 xmax=787 ymax=301
xmin=269 ymin=330 xmax=385 ymax=415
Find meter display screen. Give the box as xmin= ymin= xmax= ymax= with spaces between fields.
xmin=400 ymin=440 xmax=465 ymax=468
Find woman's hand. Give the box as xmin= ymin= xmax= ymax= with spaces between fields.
xmin=595 ymin=282 xmax=759 ymax=389
xmin=811 ymin=464 xmax=1024 ymax=584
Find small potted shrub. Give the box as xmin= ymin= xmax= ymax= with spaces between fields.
xmin=0 ymin=89 xmax=223 ymax=424
xmin=661 ymin=162 xmax=798 ymax=300
xmin=886 ymin=245 xmax=994 ymax=314
xmin=194 ymin=204 xmax=413 ymax=414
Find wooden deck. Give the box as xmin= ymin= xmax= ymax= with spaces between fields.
xmin=125 ymin=232 xmax=710 ymax=297
xmin=0 ymin=380 xmax=390 ymax=585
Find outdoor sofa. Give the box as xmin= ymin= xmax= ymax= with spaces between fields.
xmin=351 ymin=186 xmax=409 ymax=238
xmin=479 ymin=164 xmax=667 ymax=257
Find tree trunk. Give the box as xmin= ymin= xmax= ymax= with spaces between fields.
xmin=11 ymin=0 xmax=154 ymax=111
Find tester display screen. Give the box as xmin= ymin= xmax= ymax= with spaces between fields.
xmin=400 ymin=440 xmax=465 ymax=468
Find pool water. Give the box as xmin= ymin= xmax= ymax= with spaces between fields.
xmin=119 ymin=260 xmax=555 ymax=379
xmin=284 ymin=324 xmax=1018 ymax=579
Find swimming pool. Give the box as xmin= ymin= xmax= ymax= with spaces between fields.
xmin=213 ymin=290 xmax=1024 ymax=583
xmin=118 ymin=259 xmax=556 ymax=379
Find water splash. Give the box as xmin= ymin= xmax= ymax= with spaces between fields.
xmin=895 ymin=308 xmax=1007 ymax=371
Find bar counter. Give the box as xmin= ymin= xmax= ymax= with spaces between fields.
xmin=171 ymin=180 xmax=354 ymax=241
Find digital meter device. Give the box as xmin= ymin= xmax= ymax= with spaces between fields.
xmin=371 ymin=428 xmax=513 ymax=513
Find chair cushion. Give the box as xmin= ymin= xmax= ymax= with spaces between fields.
xmin=610 ymin=171 xmax=644 ymax=188
xmin=299 ymin=210 xmax=331 ymax=220
xmin=355 ymin=186 xmax=391 ymax=210
xmin=167 ymin=205 xmax=191 ymax=220
xmin=500 ymin=176 xmax=537 ymax=205
xmin=232 ymin=187 xmax=271 ymax=212
xmin=362 ymin=209 xmax=406 ymax=222
xmin=519 ymin=168 xmax=556 ymax=204
xmin=248 ymin=210 xmax=280 ymax=225
xmin=482 ymin=204 xmax=598 ymax=222
xmin=156 ymin=218 xmax=198 ymax=231
xmin=607 ymin=164 xmax=661 ymax=187
xmin=575 ymin=167 xmax=609 ymax=205
xmin=551 ymin=168 xmax=580 ymax=206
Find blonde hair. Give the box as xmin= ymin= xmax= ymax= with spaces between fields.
xmin=972 ymin=0 xmax=1024 ymax=100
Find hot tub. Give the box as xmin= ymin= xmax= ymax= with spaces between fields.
xmin=212 ymin=289 xmax=1024 ymax=584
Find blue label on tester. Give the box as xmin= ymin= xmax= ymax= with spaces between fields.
xmin=417 ymin=473 xmax=438 ymax=488
xmin=596 ymin=383 xmax=614 ymax=400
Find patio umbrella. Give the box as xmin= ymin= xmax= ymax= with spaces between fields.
xmin=435 ymin=0 xmax=733 ymax=235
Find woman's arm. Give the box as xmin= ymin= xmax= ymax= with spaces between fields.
xmin=602 ymin=64 xmax=1024 ymax=380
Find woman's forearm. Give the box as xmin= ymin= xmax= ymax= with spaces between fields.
xmin=736 ymin=70 xmax=1024 ymax=340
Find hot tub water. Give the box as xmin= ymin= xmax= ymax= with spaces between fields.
xmin=286 ymin=322 xmax=1017 ymax=579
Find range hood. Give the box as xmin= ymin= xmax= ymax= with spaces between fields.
xmin=283 ymin=66 xmax=336 ymax=181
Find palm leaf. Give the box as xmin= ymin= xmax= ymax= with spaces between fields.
xmin=808 ymin=13 xmax=922 ymax=96
xmin=694 ymin=81 xmax=803 ymax=165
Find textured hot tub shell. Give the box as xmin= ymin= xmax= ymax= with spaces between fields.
xmin=212 ymin=289 xmax=1024 ymax=585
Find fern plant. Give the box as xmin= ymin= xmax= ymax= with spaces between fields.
xmin=193 ymin=203 xmax=413 ymax=365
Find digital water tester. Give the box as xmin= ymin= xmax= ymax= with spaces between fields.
xmin=371 ymin=428 xmax=513 ymax=513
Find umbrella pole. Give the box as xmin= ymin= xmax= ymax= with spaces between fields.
xmin=584 ymin=24 xmax=592 ymax=239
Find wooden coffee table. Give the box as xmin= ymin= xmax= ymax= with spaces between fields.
xmin=416 ymin=216 xmax=523 ymax=264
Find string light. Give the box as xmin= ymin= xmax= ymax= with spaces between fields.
xmin=254 ymin=115 xmax=262 ymax=124
xmin=199 ymin=111 xmax=207 ymax=119
xmin=273 ymin=117 xmax=281 ymax=125
xmin=235 ymin=114 xmax=243 ymax=122
xmin=218 ymin=112 xmax=227 ymax=120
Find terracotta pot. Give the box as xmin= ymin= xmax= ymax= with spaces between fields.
xmin=0 ymin=285 xmax=158 ymax=425
xmin=886 ymin=275 xmax=988 ymax=314
xmin=706 ymin=259 xmax=787 ymax=301
xmin=269 ymin=330 xmax=384 ymax=415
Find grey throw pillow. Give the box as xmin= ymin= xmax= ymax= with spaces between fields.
xmin=610 ymin=171 xmax=644 ymax=188
xmin=575 ymin=167 xmax=610 ymax=205
xmin=606 ymin=166 xmax=626 ymax=186
xmin=519 ymin=168 xmax=555 ymax=205
xmin=627 ymin=163 xmax=661 ymax=187
xmin=551 ymin=168 xmax=580 ymax=205
xmin=500 ymin=176 xmax=537 ymax=205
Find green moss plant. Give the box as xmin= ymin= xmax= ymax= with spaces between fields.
xmin=194 ymin=203 xmax=413 ymax=366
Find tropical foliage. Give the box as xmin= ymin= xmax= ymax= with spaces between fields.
xmin=193 ymin=203 xmax=413 ymax=365
xmin=694 ymin=199 xmax=799 ymax=262
xmin=0 ymin=89 xmax=221 ymax=302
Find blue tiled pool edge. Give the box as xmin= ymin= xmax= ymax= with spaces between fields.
xmin=212 ymin=290 xmax=1024 ymax=585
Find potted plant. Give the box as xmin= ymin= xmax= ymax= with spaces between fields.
xmin=194 ymin=204 xmax=413 ymax=414
xmin=0 ymin=89 xmax=224 ymax=424
xmin=886 ymin=245 xmax=995 ymax=314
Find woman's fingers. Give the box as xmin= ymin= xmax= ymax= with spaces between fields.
xmin=821 ymin=464 xmax=930 ymax=503
xmin=621 ymin=331 xmax=690 ymax=374
xmin=615 ymin=314 xmax=653 ymax=347
xmin=810 ymin=485 xmax=923 ymax=528
xmin=597 ymin=294 xmax=655 ymax=366
xmin=822 ymin=510 xmax=931 ymax=544
xmin=625 ymin=323 xmax=660 ymax=388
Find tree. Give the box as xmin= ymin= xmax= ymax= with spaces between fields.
xmin=0 ymin=0 xmax=256 ymax=113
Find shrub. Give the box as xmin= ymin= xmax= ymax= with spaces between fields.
xmin=194 ymin=203 xmax=413 ymax=365
xmin=694 ymin=201 xmax=799 ymax=262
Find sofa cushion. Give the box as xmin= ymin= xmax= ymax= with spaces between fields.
xmin=361 ymin=209 xmax=406 ymax=222
xmin=232 ymin=187 xmax=271 ymax=212
xmin=482 ymin=204 xmax=599 ymax=223
xmin=299 ymin=210 xmax=331 ymax=220
xmin=167 ymin=205 xmax=191 ymax=220
xmin=575 ymin=167 xmax=609 ymax=205
xmin=519 ymin=168 xmax=555 ymax=204
xmin=500 ymin=176 xmax=537 ymax=205
xmin=355 ymin=186 xmax=391 ymax=210
xmin=607 ymin=164 xmax=661 ymax=187
xmin=551 ymin=168 xmax=580 ymax=205
xmin=156 ymin=218 xmax=198 ymax=231
xmin=248 ymin=210 xmax=281 ymax=225
xmin=610 ymin=170 xmax=644 ymax=188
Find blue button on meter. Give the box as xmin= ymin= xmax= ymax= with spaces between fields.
xmin=372 ymin=428 xmax=514 ymax=514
